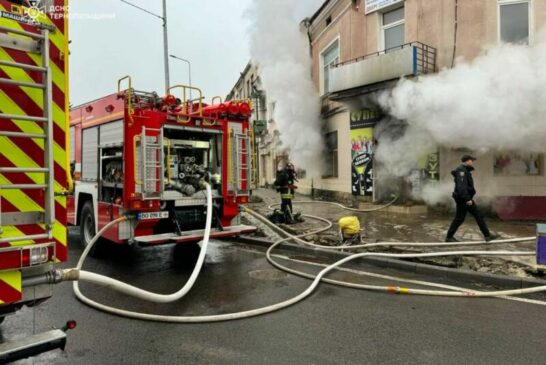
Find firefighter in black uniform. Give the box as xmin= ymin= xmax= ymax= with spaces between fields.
xmin=274 ymin=162 xmax=298 ymax=223
xmin=445 ymin=155 xmax=499 ymax=242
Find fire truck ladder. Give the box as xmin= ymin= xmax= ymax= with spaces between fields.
xmin=0 ymin=26 xmax=56 ymax=243
xmin=140 ymin=127 xmax=162 ymax=200
xmin=249 ymin=126 xmax=258 ymax=189
xmin=233 ymin=132 xmax=251 ymax=196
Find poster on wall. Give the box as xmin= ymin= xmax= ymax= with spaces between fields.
xmin=350 ymin=110 xmax=381 ymax=196
xmin=365 ymin=0 xmax=404 ymax=14
xmin=494 ymin=152 xmax=542 ymax=176
xmin=409 ymin=151 xmax=440 ymax=197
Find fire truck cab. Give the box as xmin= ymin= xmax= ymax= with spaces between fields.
xmin=67 ymin=79 xmax=256 ymax=247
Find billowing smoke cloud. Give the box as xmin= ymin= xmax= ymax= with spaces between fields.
xmin=419 ymin=181 xmax=454 ymax=206
xmin=379 ymin=38 xmax=546 ymax=156
xmin=376 ymin=35 xmax=546 ymax=203
xmin=374 ymin=118 xmax=436 ymax=178
xmin=246 ymin=0 xmax=323 ymax=176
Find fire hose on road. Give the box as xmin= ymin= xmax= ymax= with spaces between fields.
xmin=54 ymin=185 xmax=544 ymax=323
xmin=268 ymin=197 xmax=399 ymax=213
xmin=244 ymin=208 xmax=541 ymax=300
xmin=265 ymin=200 xmax=536 ymax=249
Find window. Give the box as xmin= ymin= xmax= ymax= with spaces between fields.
xmin=321 ymin=39 xmax=340 ymax=94
xmin=499 ymin=1 xmax=530 ymax=45
xmin=268 ymin=101 xmax=276 ymax=122
xmin=382 ymin=6 xmax=405 ymax=51
xmin=494 ymin=152 xmax=542 ymax=176
xmin=323 ymin=131 xmax=338 ymax=178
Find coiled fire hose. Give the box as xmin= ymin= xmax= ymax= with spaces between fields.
xmin=264 ymin=201 xmax=536 ymax=249
xmin=268 ymin=196 xmax=399 ymax=213
xmin=63 ymin=185 xmax=542 ymax=323
xmin=245 ymin=208 xmax=541 ymax=299
xmin=65 ymin=183 xmax=352 ymax=322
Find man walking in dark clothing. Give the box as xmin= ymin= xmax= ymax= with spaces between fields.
xmin=445 ymin=155 xmax=499 ymax=243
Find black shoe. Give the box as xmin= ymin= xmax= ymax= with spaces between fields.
xmin=485 ymin=233 xmax=500 ymax=242
xmin=445 ymin=237 xmax=459 ymax=243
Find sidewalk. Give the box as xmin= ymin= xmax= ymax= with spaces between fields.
xmin=248 ymin=188 xmax=540 ymax=278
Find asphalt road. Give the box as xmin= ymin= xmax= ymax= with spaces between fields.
xmin=2 ymin=227 xmax=546 ymax=365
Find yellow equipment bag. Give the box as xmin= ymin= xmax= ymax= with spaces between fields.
xmin=338 ymin=216 xmax=361 ymax=236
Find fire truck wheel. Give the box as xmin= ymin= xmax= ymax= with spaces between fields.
xmin=80 ymin=201 xmax=99 ymax=256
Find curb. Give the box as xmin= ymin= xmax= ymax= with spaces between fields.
xmin=236 ymin=236 xmax=546 ymax=289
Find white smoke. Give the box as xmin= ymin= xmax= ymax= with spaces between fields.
xmin=379 ymin=38 xmax=546 ymax=155
xmin=246 ymin=0 xmax=323 ymax=176
xmin=374 ymin=122 xmax=436 ymax=177
xmin=419 ymin=181 xmax=453 ymax=206
xmin=376 ymin=34 xmax=546 ymax=203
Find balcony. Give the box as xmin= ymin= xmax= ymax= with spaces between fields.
xmin=329 ymin=42 xmax=436 ymax=99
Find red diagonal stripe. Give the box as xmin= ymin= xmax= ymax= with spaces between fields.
xmin=0 ymin=192 xmax=57 ymax=237
xmin=0 ymin=195 xmax=18 ymax=214
xmin=0 ymin=69 xmax=67 ymax=150
xmin=0 ymin=121 xmax=66 ymax=192
xmin=0 ymin=186 xmax=68 ymax=262
xmin=0 ymin=279 xmax=22 ymax=303
xmin=2 ymin=48 xmax=66 ymax=110
xmin=4 ymin=17 xmax=65 ymax=71
xmin=49 ymin=0 xmax=66 ymax=34
xmin=0 ymin=154 xmax=67 ymax=218
xmin=0 ymin=154 xmax=45 ymax=205
xmin=0 ymin=120 xmax=44 ymax=165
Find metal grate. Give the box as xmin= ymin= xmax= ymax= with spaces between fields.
xmin=335 ymin=41 xmax=437 ymax=75
xmin=140 ymin=127 xmax=162 ymax=200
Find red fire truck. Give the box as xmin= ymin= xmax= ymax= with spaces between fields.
xmin=0 ymin=0 xmax=73 ymax=361
xmin=67 ymin=78 xmax=256 ymax=248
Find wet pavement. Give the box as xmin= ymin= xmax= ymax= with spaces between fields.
xmin=2 ymin=225 xmax=546 ymax=364
xmin=249 ymin=189 xmax=540 ymax=278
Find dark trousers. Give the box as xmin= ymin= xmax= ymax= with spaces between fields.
xmin=447 ymin=198 xmax=490 ymax=238
xmin=281 ymin=198 xmax=293 ymax=214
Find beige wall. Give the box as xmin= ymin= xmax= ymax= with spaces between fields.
xmin=537 ymin=0 xmax=546 ymax=34
xmin=310 ymin=0 xmax=546 ymax=88
xmin=306 ymin=0 xmax=546 ymax=199
xmin=440 ymin=149 xmax=546 ymax=198
xmin=300 ymin=110 xmax=352 ymax=194
xmin=260 ymin=152 xmax=276 ymax=186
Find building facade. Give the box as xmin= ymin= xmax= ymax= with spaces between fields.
xmin=299 ymin=0 xmax=546 ymax=219
xmin=226 ymin=62 xmax=283 ymax=188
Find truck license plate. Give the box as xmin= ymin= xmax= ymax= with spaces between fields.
xmin=137 ymin=211 xmax=169 ymax=220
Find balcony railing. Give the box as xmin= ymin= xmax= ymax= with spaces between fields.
xmin=329 ymin=42 xmax=437 ymax=94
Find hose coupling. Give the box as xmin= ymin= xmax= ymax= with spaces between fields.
xmin=61 ymin=268 xmax=81 ymax=282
